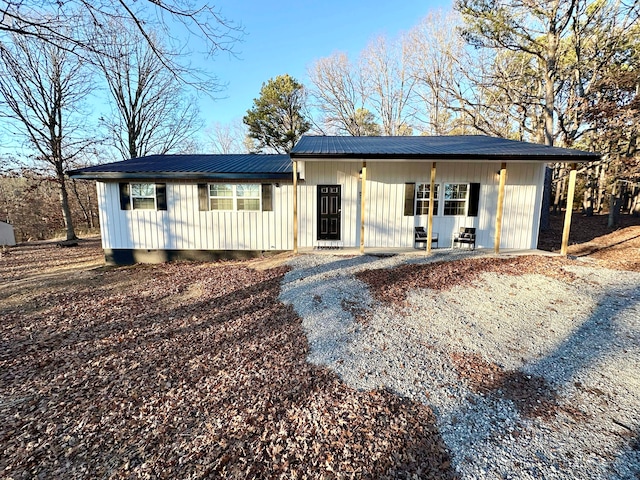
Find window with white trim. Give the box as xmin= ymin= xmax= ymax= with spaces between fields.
xmin=236 ymin=184 xmax=260 ymax=211
xmin=209 ymin=184 xmax=261 ymax=211
xmin=443 ymin=183 xmax=468 ymax=216
xmin=131 ymin=183 xmax=156 ymax=210
xmin=416 ymin=183 xmax=440 ymax=215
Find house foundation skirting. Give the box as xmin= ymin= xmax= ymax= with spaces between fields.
xmin=104 ymin=248 xmax=288 ymax=265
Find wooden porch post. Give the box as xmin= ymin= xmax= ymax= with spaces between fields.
xmin=561 ymin=163 xmax=577 ymax=256
xmin=494 ymin=162 xmax=507 ymax=254
xmin=360 ymin=161 xmax=366 ymax=254
xmin=293 ymin=160 xmax=298 ymax=254
xmin=427 ymin=162 xmax=436 ymax=254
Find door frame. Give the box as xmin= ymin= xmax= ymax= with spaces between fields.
xmin=316 ymin=184 xmax=341 ymax=240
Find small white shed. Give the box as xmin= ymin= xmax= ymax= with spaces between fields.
xmin=0 ymin=221 xmax=16 ymax=246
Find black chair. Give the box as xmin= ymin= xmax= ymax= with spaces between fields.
xmin=415 ymin=227 xmax=439 ymax=249
xmin=452 ymin=227 xmax=476 ymax=250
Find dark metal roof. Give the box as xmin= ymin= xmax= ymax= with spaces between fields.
xmin=290 ymin=135 xmax=600 ymax=162
xmin=67 ymin=154 xmax=293 ymax=180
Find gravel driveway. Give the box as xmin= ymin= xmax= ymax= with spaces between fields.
xmin=279 ymin=252 xmax=640 ymax=480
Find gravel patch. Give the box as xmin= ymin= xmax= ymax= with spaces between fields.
xmin=279 ymin=252 xmax=640 ymax=480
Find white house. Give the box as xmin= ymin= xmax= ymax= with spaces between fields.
xmin=0 ymin=221 xmax=16 ymax=246
xmin=68 ymin=135 xmax=598 ymax=264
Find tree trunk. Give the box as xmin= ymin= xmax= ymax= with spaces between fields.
xmin=607 ymin=181 xmax=622 ymax=228
xmin=583 ymin=164 xmax=594 ymax=216
xmin=87 ymin=192 xmax=95 ymax=229
xmin=540 ymin=32 xmax=557 ymax=230
xmin=56 ymin=168 xmax=77 ymax=241
xmin=552 ymin=165 xmax=565 ymax=214
xmin=596 ymin=163 xmax=607 ymax=212
xmin=543 ymin=42 xmax=556 ymax=147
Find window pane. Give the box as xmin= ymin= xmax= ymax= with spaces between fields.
xmin=131 ymin=183 xmax=154 ymax=197
xmin=210 ymin=184 xmax=233 ymax=197
xmin=445 ymin=184 xmax=467 ymax=200
xmin=444 ymin=201 xmax=466 ymax=216
xmin=417 ymin=199 xmax=439 ymax=215
xmin=211 ymin=198 xmax=233 ymax=210
xmin=237 ymin=184 xmax=259 ymax=197
xmin=132 ymin=197 xmax=155 ymax=210
xmin=417 ymin=183 xmax=440 ymax=199
xmin=237 ymin=199 xmax=260 ymax=211
xmin=416 ymin=200 xmax=428 ymax=215
xmin=444 ymin=184 xmax=455 ymax=199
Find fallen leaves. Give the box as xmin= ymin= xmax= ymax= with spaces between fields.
xmin=450 ymin=351 xmax=559 ymax=419
xmin=1 ymin=242 xmax=456 ymax=479
xmin=357 ymin=256 xmax=576 ymax=306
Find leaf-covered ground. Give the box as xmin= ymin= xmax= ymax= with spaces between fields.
xmin=356 ymin=255 xmax=577 ymax=306
xmin=0 ymin=240 xmax=454 ymax=479
xmin=538 ymin=213 xmax=640 ymax=272
xmin=1 ymin=215 xmax=638 ymax=479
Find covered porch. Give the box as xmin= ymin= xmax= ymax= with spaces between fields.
xmin=290 ymin=136 xmax=598 ymax=258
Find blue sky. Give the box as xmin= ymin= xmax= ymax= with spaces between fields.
xmin=1 ymin=0 xmax=453 ymax=163
xmin=198 ymin=0 xmax=453 ymax=127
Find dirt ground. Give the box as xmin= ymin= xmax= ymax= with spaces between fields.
xmin=0 ymin=238 xmax=454 ymax=479
xmin=0 ymin=215 xmax=638 ymax=478
xmin=538 ymin=213 xmax=640 ymax=271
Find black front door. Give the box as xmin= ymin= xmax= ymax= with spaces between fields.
xmin=317 ymin=185 xmax=341 ymax=240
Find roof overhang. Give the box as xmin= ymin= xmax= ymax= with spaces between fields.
xmin=290 ymin=153 xmax=599 ymax=163
xmin=67 ymin=171 xmax=294 ymax=181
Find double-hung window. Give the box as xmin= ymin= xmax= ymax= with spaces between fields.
xmin=131 ymin=183 xmax=156 ymax=210
xmin=443 ymin=183 xmax=468 ymax=216
xmin=416 ymin=183 xmax=440 ymax=215
xmin=208 ymin=184 xmax=261 ymax=211
xmin=236 ymin=184 xmax=261 ymax=211
xmin=119 ymin=183 xmax=166 ymax=211
xmin=209 ymin=184 xmax=234 ymax=210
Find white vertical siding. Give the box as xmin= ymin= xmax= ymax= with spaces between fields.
xmin=302 ymin=160 xmax=545 ymax=250
xmin=298 ymin=161 xmax=361 ymax=248
xmin=98 ymin=181 xmax=293 ymax=251
xmin=97 ymin=160 xmax=545 ymax=253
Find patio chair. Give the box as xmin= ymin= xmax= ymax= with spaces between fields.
xmin=452 ymin=227 xmax=476 ymax=250
xmin=415 ymin=227 xmax=439 ymax=249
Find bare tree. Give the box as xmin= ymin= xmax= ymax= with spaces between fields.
xmin=557 ymin=0 xmax=640 ymax=147
xmin=406 ymin=11 xmax=466 ymax=135
xmin=457 ymin=49 xmax=546 ymax=140
xmin=308 ymin=52 xmax=375 ymax=135
xmin=94 ymin=22 xmax=201 ymax=159
xmin=0 ymin=30 xmax=95 ymax=240
xmin=457 ymin=0 xmax=582 ymax=147
xmin=0 ymin=1 xmax=241 ymax=76
xmin=361 ymin=35 xmax=415 ymax=136
xmin=205 ymin=119 xmax=250 ymax=154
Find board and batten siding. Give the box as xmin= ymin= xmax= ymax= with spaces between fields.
xmin=298 ymin=161 xmax=362 ymax=248
xmin=300 ymin=160 xmax=545 ymax=250
xmin=97 ymin=181 xmax=293 ymax=251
